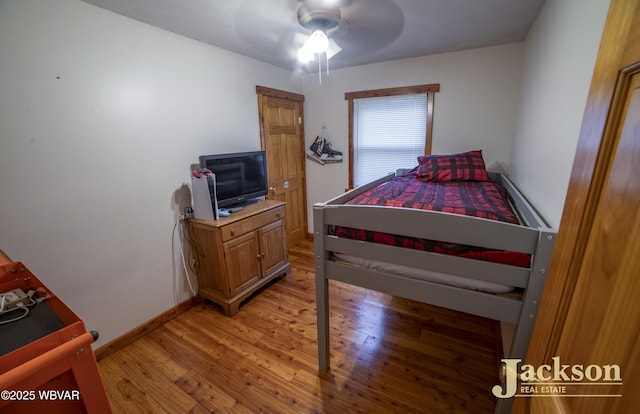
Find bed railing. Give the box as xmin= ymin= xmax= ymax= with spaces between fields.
xmin=313 ymin=171 xmax=556 ymax=353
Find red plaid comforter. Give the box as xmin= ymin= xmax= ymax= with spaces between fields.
xmin=332 ymin=171 xmax=531 ymax=267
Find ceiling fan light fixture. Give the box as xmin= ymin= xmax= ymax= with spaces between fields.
xmin=297 ymin=44 xmax=314 ymax=63
xmin=307 ymin=30 xmax=329 ymax=54
xmin=298 ymin=29 xmax=331 ymax=63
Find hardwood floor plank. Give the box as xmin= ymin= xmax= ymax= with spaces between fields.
xmin=184 ymin=311 xmax=300 ymax=382
xmin=291 ymin=367 xmax=427 ymax=414
xmin=99 ymin=356 xmax=171 ymax=414
xmin=123 ymin=336 xmax=189 ymax=382
xmin=161 ymin=315 xmax=228 ymax=359
xmin=153 ymin=319 xmax=309 ymax=413
xmin=99 ymin=239 xmax=501 ymax=413
xmin=108 ymin=348 xmax=198 ymax=413
xmin=187 ymin=304 xmax=265 ymax=344
xmin=175 ymin=370 xmax=247 ymax=413
xmin=341 ymin=335 xmax=498 ymax=412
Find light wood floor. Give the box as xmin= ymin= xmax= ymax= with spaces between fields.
xmin=98 ymin=239 xmax=501 ymax=413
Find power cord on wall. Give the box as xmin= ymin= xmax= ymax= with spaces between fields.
xmin=183 ymin=224 xmax=204 ymax=275
xmin=174 ymin=207 xmax=205 ymax=297
xmin=173 ymin=217 xmax=197 ymax=297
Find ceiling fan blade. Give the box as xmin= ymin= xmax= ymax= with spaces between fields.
xmin=332 ymin=0 xmax=404 ymax=53
xmin=326 ymin=38 xmax=342 ymax=59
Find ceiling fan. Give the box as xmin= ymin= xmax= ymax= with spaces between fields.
xmin=295 ymin=1 xmax=345 ymax=64
xmin=235 ymin=0 xmax=404 ymax=73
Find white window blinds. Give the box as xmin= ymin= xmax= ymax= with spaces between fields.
xmin=353 ymin=94 xmax=427 ymax=187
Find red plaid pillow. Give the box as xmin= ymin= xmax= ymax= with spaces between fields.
xmin=417 ymin=150 xmax=490 ymax=182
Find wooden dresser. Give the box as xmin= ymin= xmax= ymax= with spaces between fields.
xmin=189 ymin=200 xmax=291 ymax=315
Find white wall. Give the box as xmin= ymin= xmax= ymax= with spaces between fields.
xmin=499 ymin=0 xmax=610 ymax=355
xmin=0 ymin=0 xmax=301 ymax=347
xmin=508 ymin=0 xmax=610 ymax=228
xmin=302 ymin=43 xmax=525 ymax=229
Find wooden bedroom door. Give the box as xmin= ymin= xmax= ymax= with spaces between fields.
xmin=522 ymin=1 xmax=640 ymax=413
xmin=256 ymin=86 xmax=308 ymax=247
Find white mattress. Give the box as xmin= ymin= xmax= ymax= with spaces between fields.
xmin=333 ymin=252 xmax=514 ymax=294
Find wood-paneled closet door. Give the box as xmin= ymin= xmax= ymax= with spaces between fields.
xmin=256 ymin=86 xmax=308 ymax=247
xmin=522 ymin=1 xmax=640 ymax=413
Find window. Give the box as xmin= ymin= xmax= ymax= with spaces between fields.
xmin=345 ymin=84 xmax=439 ymax=188
xmin=353 ymin=94 xmax=427 ymax=186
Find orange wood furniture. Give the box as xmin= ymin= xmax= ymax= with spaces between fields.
xmin=0 ymin=251 xmax=112 ymax=413
xmin=0 ymin=251 xmax=11 ymax=266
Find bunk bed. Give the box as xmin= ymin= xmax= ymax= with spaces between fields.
xmin=313 ymin=151 xmax=556 ymax=378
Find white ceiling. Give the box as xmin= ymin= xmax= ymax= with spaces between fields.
xmin=81 ymin=0 xmax=545 ymax=72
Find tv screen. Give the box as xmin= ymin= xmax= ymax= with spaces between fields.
xmin=199 ymin=150 xmax=268 ymax=208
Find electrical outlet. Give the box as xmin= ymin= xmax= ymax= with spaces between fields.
xmin=0 ymin=288 xmax=30 ymax=311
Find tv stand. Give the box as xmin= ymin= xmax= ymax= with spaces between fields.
xmin=190 ymin=200 xmax=291 ymax=315
xmin=221 ymin=198 xmax=260 ymax=214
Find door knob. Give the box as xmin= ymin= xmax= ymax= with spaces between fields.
xmin=269 ymin=186 xmax=276 ymax=194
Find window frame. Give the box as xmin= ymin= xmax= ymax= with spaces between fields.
xmin=345 ymin=84 xmax=440 ymax=189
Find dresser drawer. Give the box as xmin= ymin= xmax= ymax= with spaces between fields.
xmin=221 ymin=205 xmax=285 ymax=241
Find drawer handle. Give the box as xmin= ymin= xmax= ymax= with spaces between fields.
xmin=275 ymin=212 xmax=281 ymax=218
xmin=230 ymin=230 xmax=235 ymax=236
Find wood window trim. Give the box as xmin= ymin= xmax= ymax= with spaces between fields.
xmin=345 ymin=84 xmax=440 ymax=189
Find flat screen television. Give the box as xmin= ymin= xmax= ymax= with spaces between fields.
xmin=199 ymin=150 xmax=268 ymax=209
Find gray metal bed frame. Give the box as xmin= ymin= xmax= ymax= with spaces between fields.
xmin=313 ymin=171 xmax=556 ymax=413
